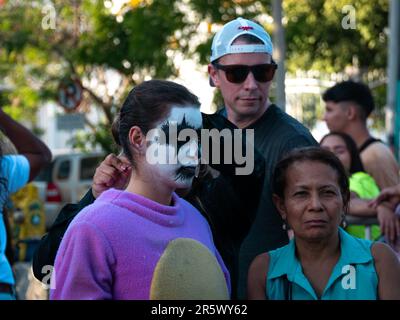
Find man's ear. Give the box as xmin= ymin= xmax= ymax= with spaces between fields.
xmin=128 ymin=126 xmax=146 ymax=154
xmin=347 ymin=104 xmax=358 ymax=121
xmin=208 ymin=64 xmax=220 ymax=88
xmin=272 ymin=194 xmax=287 ymax=221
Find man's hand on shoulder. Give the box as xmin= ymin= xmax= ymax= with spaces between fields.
xmin=92 ymin=154 xmax=131 ymax=198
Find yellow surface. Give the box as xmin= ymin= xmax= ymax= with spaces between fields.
xmin=10 ymin=183 xmax=45 ymax=260
xmin=150 ymin=238 xmax=229 ymax=300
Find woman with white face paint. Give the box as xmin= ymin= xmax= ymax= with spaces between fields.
xmin=33 ymin=86 xmax=266 ymax=301
xmin=144 ymin=105 xmax=203 ymax=192
xmin=50 ymin=80 xmax=231 ymax=300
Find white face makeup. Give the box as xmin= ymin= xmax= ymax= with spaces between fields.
xmin=145 ymin=105 xmax=202 ymax=189
xmin=167 ymin=106 xmax=203 ymax=128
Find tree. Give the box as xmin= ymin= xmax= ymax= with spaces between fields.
xmin=189 ymin=0 xmax=268 ymax=65
xmin=0 ymin=0 xmax=390 ymax=150
xmin=190 ymin=0 xmax=389 ymax=129
xmin=283 ymin=0 xmax=389 ymax=129
xmin=0 ymin=0 xmax=192 ymax=153
xmin=284 ymin=0 xmax=388 ymax=75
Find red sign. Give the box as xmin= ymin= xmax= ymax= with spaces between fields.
xmin=58 ymin=78 xmax=83 ymax=112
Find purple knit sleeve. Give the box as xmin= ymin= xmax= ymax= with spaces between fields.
xmin=50 ymin=221 xmax=116 ymax=300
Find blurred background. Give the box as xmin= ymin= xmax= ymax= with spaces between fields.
xmin=0 ymin=0 xmax=399 ymax=299
xmin=1 ymin=0 xmax=398 ymax=153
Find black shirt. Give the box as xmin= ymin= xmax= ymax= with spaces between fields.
xmin=231 ymin=104 xmax=318 ymax=298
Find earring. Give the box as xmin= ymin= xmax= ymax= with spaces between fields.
xmin=194 ymin=166 xmax=200 ymax=178
xmin=341 ymin=214 xmax=347 ymax=228
xmin=282 ymin=221 xmax=287 ymax=231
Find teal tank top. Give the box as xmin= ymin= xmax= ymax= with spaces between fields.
xmin=266 ymin=228 xmax=378 ymax=300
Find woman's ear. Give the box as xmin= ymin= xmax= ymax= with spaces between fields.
xmin=272 ymin=194 xmax=287 ymax=221
xmin=128 ymin=126 xmax=146 ymax=154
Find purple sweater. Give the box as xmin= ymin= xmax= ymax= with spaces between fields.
xmin=50 ymin=189 xmax=230 ymax=300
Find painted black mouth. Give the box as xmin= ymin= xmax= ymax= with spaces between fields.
xmin=175 ymin=166 xmax=196 ymax=181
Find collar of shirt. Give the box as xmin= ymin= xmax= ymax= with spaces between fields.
xmin=267 ymin=228 xmax=373 ymax=299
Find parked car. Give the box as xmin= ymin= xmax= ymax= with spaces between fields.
xmin=32 ymin=152 xmax=104 ymax=229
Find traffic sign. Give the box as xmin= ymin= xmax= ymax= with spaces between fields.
xmin=58 ymin=78 xmax=83 ymax=112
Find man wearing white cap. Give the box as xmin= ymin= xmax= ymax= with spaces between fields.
xmin=32 ymin=17 xmax=317 ymax=301
xmin=208 ymin=17 xmax=317 ymax=298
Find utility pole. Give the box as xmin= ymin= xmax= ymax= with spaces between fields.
xmin=272 ymin=0 xmax=286 ymax=111
xmin=387 ymin=0 xmax=400 ymax=159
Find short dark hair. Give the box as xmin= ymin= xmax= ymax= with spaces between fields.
xmin=320 ymin=132 xmax=365 ymax=175
xmin=114 ymin=80 xmax=200 ymax=165
xmin=322 ymin=80 xmax=374 ymax=120
xmin=272 ymin=147 xmax=350 ymax=212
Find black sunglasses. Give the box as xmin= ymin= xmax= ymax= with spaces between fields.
xmin=213 ymin=62 xmax=277 ymax=84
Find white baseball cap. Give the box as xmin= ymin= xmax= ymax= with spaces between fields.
xmin=210 ymin=17 xmax=273 ymax=63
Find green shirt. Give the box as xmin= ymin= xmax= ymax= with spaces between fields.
xmin=348 ymin=171 xmax=381 ymax=240
xmin=349 ymin=171 xmax=380 ymax=199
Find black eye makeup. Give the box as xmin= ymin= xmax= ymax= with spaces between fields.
xmin=159 ymin=115 xmax=202 ymax=148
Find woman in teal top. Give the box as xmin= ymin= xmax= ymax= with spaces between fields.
xmin=247 ymin=147 xmax=400 ymax=300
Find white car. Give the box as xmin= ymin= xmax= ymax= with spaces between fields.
xmin=33 ymin=152 xmax=104 ymax=229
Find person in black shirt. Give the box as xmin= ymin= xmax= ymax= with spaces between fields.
xmin=208 ymin=18 xmax=317 ymax=297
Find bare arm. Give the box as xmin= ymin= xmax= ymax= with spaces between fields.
xmin=371 ymin=242 xmax=400 ymax=300
xmin=247 ymin=253 xmax=269 ymax=300
xmin=361 ymin=145 xmax=399 ymax=190
xmin=370 ymin=184 xmax=400 ymax=209
xmin=376 ymin=205 xmax=400 ymax=244
xmin=349 ymin=191 xmax=400 ymax=242
xmin=348 ymin=197 xmax=377 ymax=217
xmin=0 ymin=109 xmax=51 ymax=181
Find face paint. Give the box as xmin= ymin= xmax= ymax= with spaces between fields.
xmin=145 ymin=105 xmax=202 ymax=189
